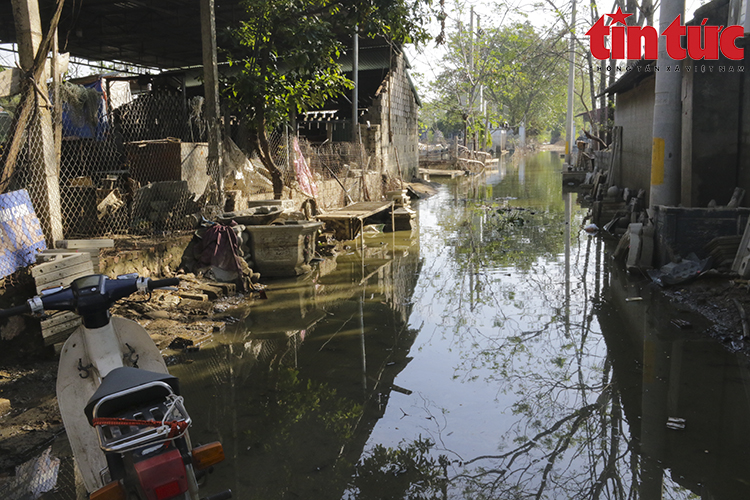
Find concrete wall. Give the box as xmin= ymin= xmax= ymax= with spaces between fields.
xmin=682 ymin=60 xmax=742 ymax=207
xmin=611 ymin=0 xmax=749 ymax=209
xmin=362 ymin=52 xmax=420 ymax=180
xmin=282 ymin=173 xmax=385 ymax=212
xmin=614 ymin=77 xmax=655 ymax=203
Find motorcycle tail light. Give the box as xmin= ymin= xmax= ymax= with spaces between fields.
xmin=191 ymin=442 xmax=225 ymax=470
xmin=154 ymin=481 xmax=183 ymax=499
xmin=89 ymin=480 xmax=126 ymax=500
xmin=134 ymin=449 xmax=188 ymax=500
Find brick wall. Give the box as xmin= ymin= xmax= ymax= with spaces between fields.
xmin=361 ymin=52 xmax=420 ymax=180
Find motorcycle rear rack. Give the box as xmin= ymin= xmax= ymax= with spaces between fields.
xmin=92 ymin=381 xmax=191 ymax=453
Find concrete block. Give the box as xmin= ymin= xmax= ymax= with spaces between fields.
xmin=180 ymin=299 xmax=213 ymax=314
xmin=639 ymin=225 xmax=655 ymax=269
xmin=177 ymin=292 xmax=208 ymax=302
xmin=626 ymin=223 xmax=643 ymax=272
xmin=245 ymin=221 xmax=323 ymax=277
xmin=207 ymin=282 xmax=236 ymax=296
xmin=246 ymin=199 xmax=295 ymax=212
xmin=196 ymin=284 xmax=223 ymax=300
xmin=739 ymin=254 xmax=750 ymax=278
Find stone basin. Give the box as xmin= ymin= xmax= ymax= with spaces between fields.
xmin=217 ymin=206 xmax=283 ymax=226
xmin=245 ymin=221 xmax=324 ymax=277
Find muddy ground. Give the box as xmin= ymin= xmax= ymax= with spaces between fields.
xmin=660 ymin=272 xmax=750 ymax=352
xmin=0 ymin=274 xmax=258 ymax=478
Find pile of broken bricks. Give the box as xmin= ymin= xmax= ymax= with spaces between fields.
xmin=110 ymin=273 xmax=255 ymax=360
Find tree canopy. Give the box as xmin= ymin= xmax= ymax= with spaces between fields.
xmin=223 ymin=0 xmax=435 ymax=197
xmin=425 ymin=16 xmax=568 ymax=144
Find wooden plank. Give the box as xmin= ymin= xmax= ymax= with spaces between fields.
xmin=41 ymin=310 xmax=80 ymax=328
xmin=55 ymin=239 xmax=114 ymax=249
xmin=733 ymin=216 xmax=750 ymax=273
xmin=32 ymin=253 xmax=91 ymax=277
xmin=37 ymin=248 xmax=100 ymax=271
xmin=36 ymin=272 xmax=93 ymax=294
xmin=43 ymin=323 xmax=80 ymax=346
xmin=40 ymin=248 xmax=99 ymax=256
xmin=418 ymin=168 xmax=465 ymax=178
xmin=34 ymin=261 xmax=94 ymax=286
xmin=42 ymin=317 xmax=81 ymax=339
xmin=317 ymin=201 xmax=393 ymax=220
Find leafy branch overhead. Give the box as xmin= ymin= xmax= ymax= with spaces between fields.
xmin=222 ymin=0 xmax=435 ymax=198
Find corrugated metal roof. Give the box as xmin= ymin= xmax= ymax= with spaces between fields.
xmin=598 ymin=59 xmax=655 ymax=96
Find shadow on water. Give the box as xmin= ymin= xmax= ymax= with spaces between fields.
xmin=20 ymin=151 xmax=750 ymax=500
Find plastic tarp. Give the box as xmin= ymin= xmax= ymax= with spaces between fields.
xmin=0 ymin=190 xmax=46 ymax=279
xmin=293 ymin=137 xmax=318 ymax=198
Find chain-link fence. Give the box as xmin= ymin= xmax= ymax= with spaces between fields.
xmin=0 ymin=442 xmax=84 ymax=500
xmin=0 ymin=78 xmax=221 ymax=242
xmin=1 ymin=75 xmax=394 ymax=246
xmin=297 ymin=140 xmax=368 ymax=180
xmin=245 ymin=129 xmax=387 ymax=206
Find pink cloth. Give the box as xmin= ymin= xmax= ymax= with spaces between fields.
xmin=199 ymin=224 xmax=243 ymax=278
xmin=293 ymin=138 xmax=318 ymax=198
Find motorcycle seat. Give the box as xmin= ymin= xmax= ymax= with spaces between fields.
xmin=84 ymin=367 xmax=181 ymax=425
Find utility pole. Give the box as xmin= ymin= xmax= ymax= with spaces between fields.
xmin=352 ymin=27 xmax=359 ymax=144
xmin=469 ymin=7 xmax=474 ymax=74
xmin=649 ymin=0 xmax=684 ymax=207
xmin=564 ymin=0 xmax=577 ymax=165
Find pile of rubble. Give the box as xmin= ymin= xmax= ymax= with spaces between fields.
xmin=110 ymin=273 xmax=248 ymax=362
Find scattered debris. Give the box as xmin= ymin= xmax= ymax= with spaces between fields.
xmin=647 ymin=254 xmax=712 ymax=287
xmin=670 ymin=318 xmax=693 ymax=329
xmin=666 ymin=417 xmax=686 ymax=430
xmin=168 ymin=337 xmax=194 ymax=350
xmin=733 ymin=298 xmax=750 ymax=339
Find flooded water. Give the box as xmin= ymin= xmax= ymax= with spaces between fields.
xmin=30 ymin=151 xmax=750 ymax=499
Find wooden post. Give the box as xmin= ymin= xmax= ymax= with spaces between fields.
xmin=52 ymin=28 xmax=62 ymax=161
xmin=11 ymin=0 xmax=64 ymax=245
xmin=200 ymin=0 xmax=223 ymax=201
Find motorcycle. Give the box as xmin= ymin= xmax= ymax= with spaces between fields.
xmin=0 ymin=274 xmax=232 ymax=500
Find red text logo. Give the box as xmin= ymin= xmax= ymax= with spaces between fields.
xmin=586 ymin=7 xmax=744 ymax=61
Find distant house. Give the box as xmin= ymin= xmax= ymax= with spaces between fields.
xmin=298 ymin=38 xmax=421 ymax=180
xmin=604 ymin=0 xmax=748 ymax=208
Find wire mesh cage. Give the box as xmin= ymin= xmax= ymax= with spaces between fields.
xmin=0 ymin=78 xmax=221 ymax=241
xmin=1 ymin=75 xmax=389 ymax=244
xmin=0 ymin=443 xmax=84 ymax=500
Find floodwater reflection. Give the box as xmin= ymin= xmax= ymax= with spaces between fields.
xmin=35 ymin=151 xmax=750 ymax=500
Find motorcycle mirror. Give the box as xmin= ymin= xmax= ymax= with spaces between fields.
xmin=40 ymin=286 xmax=63 ymax=296
xmin=116 ymin=273 xmax=139 ymax=280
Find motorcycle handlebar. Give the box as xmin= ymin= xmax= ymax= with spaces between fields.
xmin=148 ymin=278 xmax=180 ymax=290
xmin=0 ymin=302 xmax=31 ymax=318
xmin=0 ymin=275 xmax=182 ymax=319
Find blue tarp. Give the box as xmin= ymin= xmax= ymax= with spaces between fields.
xmin=0 ymin=190 xmax=47 ymax=279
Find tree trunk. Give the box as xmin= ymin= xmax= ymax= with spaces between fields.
xmin=252 ymin=101 xmax=285 ymax=199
